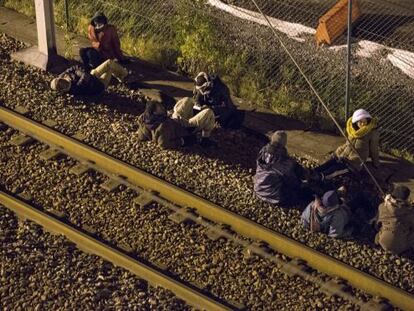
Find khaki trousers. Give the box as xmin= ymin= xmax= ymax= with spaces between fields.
xmin=172 ymin=97 xmax=215 ymax=137
xmin=90 ymin=59 xmax=128 ymax=88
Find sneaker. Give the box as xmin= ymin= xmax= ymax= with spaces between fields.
xmin=199 ymin=137 xmax=217 ymax=148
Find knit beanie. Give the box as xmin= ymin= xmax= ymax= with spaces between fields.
xmin=391 ymin=185 xmax=410 ymax=201
xmin=270 ymin=131 xmax=287 ymax=147
xmin=50 ymin=78 xmax=71 ymax=92
xmin=322 ymin=190 xmax=339 ymax=208
xmin=352 ymin=109 xmax=372 ymax=124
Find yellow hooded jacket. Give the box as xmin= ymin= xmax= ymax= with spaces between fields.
xmin=335 ymin=118 xmax=380 ymax=171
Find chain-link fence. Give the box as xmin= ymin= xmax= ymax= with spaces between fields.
xmin=2 ymin=0 xmax=414 ymax=158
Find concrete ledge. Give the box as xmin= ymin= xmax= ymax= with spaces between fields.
xmin=11 ymin=46 xmax=68 ymax=73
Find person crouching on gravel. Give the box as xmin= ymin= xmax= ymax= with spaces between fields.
xmin=136 ymin=100 xmax=216 ymax=150
xmin=79 ymin=12 xmax=127 ymax=71
xmin=314 ymin=109 xmax=380 ymax=181
xmin=253 ymin=131 xmax=312 ymax=206
xmin=193 ymin=72 xmax=244 ymax=131
xmin=50 ymin=59 xmax=131 ymax=96
xmin=375 ymin=185 xmax=414 ymax=255
xmin=301 ymin=190 xmax=351 ymax=238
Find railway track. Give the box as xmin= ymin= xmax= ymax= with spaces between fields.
xmin=0 ymin=192 xmax=230 ymax=310
xmin=1 ymin=105 xmax=413 ymax=310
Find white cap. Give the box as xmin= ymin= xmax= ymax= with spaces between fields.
xmin=351 ymin=109 xmax=372 ymax=123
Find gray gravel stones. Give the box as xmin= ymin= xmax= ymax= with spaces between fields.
xmin=0 ymin=32 xmax=413 ymax=298
xmin=0 ymin=206 xmax=190 ymax=310
xmin=0 ymin=126 xmax=371 ymax=309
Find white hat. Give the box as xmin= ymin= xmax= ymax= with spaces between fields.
xmin=351 ymin=109 xmax=372 ymax=123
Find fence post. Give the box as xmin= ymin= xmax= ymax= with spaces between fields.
xmin=11 ymin=0 xmax=66 ymax=72
xmin=345 ymin=0 xmax=352 ymax=121
xmin=64 ymin=0 xmax=70 ymax=31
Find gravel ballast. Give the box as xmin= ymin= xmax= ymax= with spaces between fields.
xmin=0 ymin=206 xmax=190 ymax=310
xmin=0 ymin=127 xmax=372 ymax=310
xmin=0 ymin=32 xmax=413 ymax=297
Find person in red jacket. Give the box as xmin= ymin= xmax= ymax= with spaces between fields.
xmin=79 ymin=12 xmax=126 ymax=70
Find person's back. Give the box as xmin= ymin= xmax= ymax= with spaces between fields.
xmin=302 ymin=191 xmax=350 ymax=238
xmin=253 ymin=131 xmax=303 ymax=205
xmin=376 ymin=186 xmax=414 ymax=254
xmin=136 ymin=101 xmax=193 ymax=150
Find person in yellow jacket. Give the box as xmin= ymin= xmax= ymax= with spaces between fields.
xmin=375 ymin=185 xmax=414 ymax=254
xmin=315 ymin=109 xmax=380 ymax=180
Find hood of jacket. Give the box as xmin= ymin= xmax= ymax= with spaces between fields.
xmin=382 ymin=194 xmax=413 ymax=217
xmin=346 ymin=117 xmax=377 ymax=139
xmin=257 ymin=144 xmax=288 ymax=168
xmin=91 ymin=12 xmax=108 ymax=27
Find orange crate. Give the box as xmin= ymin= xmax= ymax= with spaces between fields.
xmin=315 ymin=0 xmax=361 ymax=45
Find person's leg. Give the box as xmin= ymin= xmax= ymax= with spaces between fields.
xmin=98 ymin=72 xmax=112 ymax=89
xmin=315 ymin=157 xmax=349 ymax=178
xmin=79 ymin=48 xmax=90 ymax=70
xmin=87 ymin=48 xmax=104 ymax=69
xmin=91 ymin=59 xmax=128 ymax=83
xmin=188 ymin=108 xmax=215 ymax=137
xmin=172 ymin=97 xmax=195 ymax=124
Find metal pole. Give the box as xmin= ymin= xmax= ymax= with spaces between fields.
xmin=345 ymin=0 xmax=352 ymax=121
xmin=35 ymin=0 xmax=57 ymax=55
xmin=64 ymin=0 xmax=70 ymax=31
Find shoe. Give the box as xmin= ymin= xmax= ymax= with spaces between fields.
xmin=199 ymin=137 xmax=217 ymax=148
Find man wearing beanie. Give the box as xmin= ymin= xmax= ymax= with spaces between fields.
xmin=79 ymin=12 xmax=127 ymax=71
xmin=314 ymin=108 xmax=380 ymax=181
xmin=375 ymin=185 xmax=414 ymax=254
xmin=253 ymin=131 xmax=311 ymax=206
xmin=301 ymin=190 xmax=351 ymax=238
xmin=192 ymin=72 xmax=244 ymax=129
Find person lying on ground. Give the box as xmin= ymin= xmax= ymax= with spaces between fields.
xmin=136 ymin=100 xmax=216 ymax=150
xmin=375 ymin=185 xmax=414 ymax=255
xmin=79 ymin=12 xmax=127 ymax=71
xmin=253 ymin=131 xmax=313 ymax=206
xmin=50 ymin=59 xmax=131 ymax=96
xmin=301 ymin=190 xmax=352 ymax=238
xmin=193 ymin=72 xmax=244 ymax=129
xmin=314 ymin=109 xmax=380 ymax=181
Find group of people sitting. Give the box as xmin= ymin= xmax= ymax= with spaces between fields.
xmin=253 ymin=113 xmax=413 ymax=255
xmin=48 ymin=13 xmax=414 ymax=256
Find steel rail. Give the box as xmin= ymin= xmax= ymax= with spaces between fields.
xmin=0 ymin=106 xmax=413 ymax=310
xmin=0 ymin=191 xmax=231 ymax=311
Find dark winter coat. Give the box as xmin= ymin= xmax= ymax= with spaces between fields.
xmin=59 ymin=65 xmax=104 ymax=96
xmin=136 ymin=113 xmax=189 ymax=150
xmin=253 ymin=144 xmax=305 ymax=205
xmin=194 ymin=75 xmax=243 ymax=128
xmin=301 ymin=201 xmax=350 ymax=238
xmin=376 ymin=195 xmax=414 ymax=254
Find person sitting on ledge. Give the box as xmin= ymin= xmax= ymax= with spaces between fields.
xmin=79 ymin=12 xmax=127 ymax=71
xmin=50 ymin=59 xmax=130 ymax=96
xmin=254 ymin=131 xmax=312 ymax=206
xmin=375 ymin=185 xmax=414 ymax=255
xmin=301 ymin=190 xmax=351 ymax=238
xmin=193 ymin=72 xmax=244 ymax=130
xmin=314 ymin=108 xmax=380 ymax=181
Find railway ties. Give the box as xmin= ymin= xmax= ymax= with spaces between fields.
xmin=0 ymin=106 xmax=413 ymax=310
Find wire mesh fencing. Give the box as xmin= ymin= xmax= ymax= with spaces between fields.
xmin=2 ymin=0 xmax=414 ymax=158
